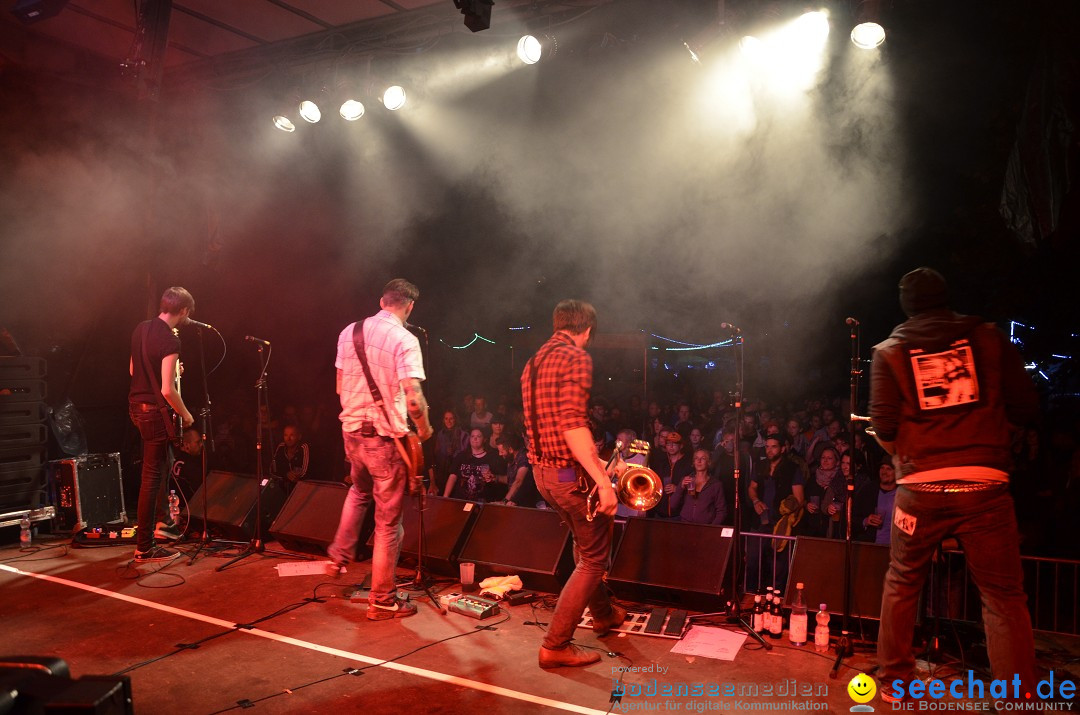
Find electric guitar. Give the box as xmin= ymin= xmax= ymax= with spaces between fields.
xmin=160 ymin=352 xmax=183 ymax=449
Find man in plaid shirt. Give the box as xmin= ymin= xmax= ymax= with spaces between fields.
xmin=521 ymin=299 xmax=626 ymax=668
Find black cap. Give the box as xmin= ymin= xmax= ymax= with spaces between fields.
xmin=899 ymin=267 xmax=949 ymax=317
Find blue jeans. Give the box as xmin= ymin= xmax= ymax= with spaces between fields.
xmin=328 ymin=430 xmax=406 ymax=606
xmin=534 ymin=466 xmax=617 ymax=650
xmin=129 ymin=406 xmax=172 ymax=552
xmin=878 ymin=485 xmax=1035 ymax=695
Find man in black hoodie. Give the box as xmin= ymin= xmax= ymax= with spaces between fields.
xmin=871 ymin=268 xmax=1040 ymax=704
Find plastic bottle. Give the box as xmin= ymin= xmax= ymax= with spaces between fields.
xmin=20 ymin=515 xmax=31 ymax=547
xmin=168 ymin=490 xmax=180 ymax=524
xmin=768 ymin=596 xmax=783 ymax=639
xmin=814 ymin=603 xmax=831 ymax=652
xmin=788 ymin=582 xmax=808 ymax=646
xmin=751 ymin=595 xmax=764 ymax=633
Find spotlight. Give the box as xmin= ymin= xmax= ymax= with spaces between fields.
xmin=793 ymin=10 xmax=830 ymax=47
xmin=381 ymin=85 xmax=406 ymax=111
xmin=739 ymin=35 xmax=762 ymax=58
xmin=850 ymin=22 xmax=885 ymax=49
xmin=272 ymin=115 xmax=296 ymax=132
xmin=850 ymin=0 xmax=886 ymax=50
xmin=517 ymin=34 xmax=542 ymax=64
xmin=298 ymin=100 xmax=322 ymax=123
xmin=454 ymin=0 xmax=493 ymax=33
xmin=339 ymin=99 xmax=365 ymax=121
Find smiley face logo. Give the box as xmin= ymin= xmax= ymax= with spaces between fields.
xmin=848 ymin=673 xmax=877 ymax=704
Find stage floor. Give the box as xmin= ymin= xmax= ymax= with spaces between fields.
xmin=2 ymin=534 xmax=1076 ymax=714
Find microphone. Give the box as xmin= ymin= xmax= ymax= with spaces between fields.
xmin=186 ymin=319 xmax=213 ymax=330
xmin=845 ymin=317 xmax=860 ymax=326
xmin=405 ymin=322 xmax=427 ymax=334
xmin=245 ymin=335 xmax=271 ymax=346
xmin=720 ymin=322 xmax=741 ymax=333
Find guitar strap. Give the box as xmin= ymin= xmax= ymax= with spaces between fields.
xmin=137 ymin=320 xmax=180 ymax=447
xmin=351 ymin=319 xmax=417 ymax=475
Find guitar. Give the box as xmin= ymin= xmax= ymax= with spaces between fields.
xmin=394 ymin=432 xmax=426 ymax=495
xmin=160 ymin=351 xmax=183 ymax=449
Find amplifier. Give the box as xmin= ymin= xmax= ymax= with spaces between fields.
xmin=49 ymin=452 xmax=126 ymax=531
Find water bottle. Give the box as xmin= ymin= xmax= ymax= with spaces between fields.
xmin=20 ymin=515 xmax=31 ymax=547
xmin=168 ymin=490 xmax=180 ymax=524
xmin=751 ymin=595 xmax=764 ymax=633
xmin=768 ymin=596 xmax=783 ymax=639
xmin=814 ymin=603 xmax=831 ymax=652
xmin=788 ymin=582 xmax=808 ymax=646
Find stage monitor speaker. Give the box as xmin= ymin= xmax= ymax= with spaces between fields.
xmin=457 ymin=503 xmax=573 ymax=593
xmin=269 ymin=481 xmax=349 ymax=555
xmin=188 ymin=471 xmax=286 ymax=542
xmin=366 ymin=495 xmax=477 ymax=578
xmin=784 ymin=536 xmax=891 ymax=620
xmin=607 ymin=518 xmax=735 ymax=610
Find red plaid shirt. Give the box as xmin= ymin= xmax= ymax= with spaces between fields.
xmin=520 ymin=331 xmax=592 ymax=468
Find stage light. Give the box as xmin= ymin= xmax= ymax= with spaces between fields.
xmin=382 ymin=85 xmax=406 ymax=111
xmin=339 ymin=99 xmax=365 ymax=121
xmin=850 ymin=22 xmax=885 ymax=49
xmin=454 ymin=0 xmax=493 ymax=33
xmin=272 ymin=115 xmax=296 ymax=132
xmin=517 ymin=34 xmax=542 ymax=64
xmin=739 ymin=35 xmax=762 ymax=58
xmin=850 ymin=0 xmax=886 ymax=50
xmin=793 ymin=10 xmax=830 ymax=47
xmin=298 ymin=100 xmax=322 ymax=123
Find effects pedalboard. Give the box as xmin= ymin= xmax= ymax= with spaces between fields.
xmin=440 ymin=593 xmax=501 ymax=620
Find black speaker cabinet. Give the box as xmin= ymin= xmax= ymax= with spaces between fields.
xmin=188 ymin=471 xmax=286 ymax=542
xmin=785 ymin=536 xmax=891 ymax=619
xmin=48 ymin=452 xmax=125 ymax=531
xmin=365 ymin=495 xmax=477 ymax=577
xmin=607 ymin=518 xmax=735 ymax=610
xmin=269 ymin=481 xmax=350 ymax=555
xmin=457 ymin=503 xmax=574 ymax=593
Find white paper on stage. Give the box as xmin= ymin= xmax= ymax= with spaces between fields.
xmin=275 ymin=560 xmax=341 ymax=577
xmin=669 ymin=626 xmax=745 ymax=661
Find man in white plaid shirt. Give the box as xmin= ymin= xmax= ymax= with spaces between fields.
xmin=328 ymin=279 xmax=433 ymax=620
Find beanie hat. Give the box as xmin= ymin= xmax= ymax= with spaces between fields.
xmin=899 ymin=267 xmax=949 ymax=317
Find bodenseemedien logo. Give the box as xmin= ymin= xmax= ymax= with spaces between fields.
xmin=848 ymin=673 xmax=877 ymax=712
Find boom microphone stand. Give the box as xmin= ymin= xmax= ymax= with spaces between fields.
xmin=218 ymin=339 xmax=290 ymax=571
xmin=831 ymin=316 xmax=862 ymax=678
xmin=724 ymin=324 xmax=771 ymax=650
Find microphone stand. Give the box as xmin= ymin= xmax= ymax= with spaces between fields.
xmin=187 ymin=323 xmax=216 ymax=564
xmin=218 ymin=342 xmax=290 ymax=571
xmin=724 ymin=327 xmax=771 ymax=650
xmin=831 ymin=318 xmax=861 ymax=677
xmin=403 ymin=325 xmax=445 ymax=614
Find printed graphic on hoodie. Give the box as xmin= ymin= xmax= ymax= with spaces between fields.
xmin=909 ymin=339 xmax=980 ymax=410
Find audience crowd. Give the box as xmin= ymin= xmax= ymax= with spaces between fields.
xmin=181 ymin=385 xmax=1079 ymax=565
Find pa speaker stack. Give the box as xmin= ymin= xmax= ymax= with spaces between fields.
xmin=0 ymin=357 xmax=48 ymax=518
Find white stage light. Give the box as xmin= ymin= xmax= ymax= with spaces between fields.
xmin=339 ymin=99 xmax=365 ymax=121
xmin=851 ymin=22 xmax=885 ymax=49
xmin=517 ymin=35 xmax=542 ymax=64
xmin=272 ymin=115 xmax=296 ymax=132
xmin=298 ymin=100 xmax=322 ymax=123
xmin=793 ymin=11 xmax=830 ymax=48
xmin=382 ymin=86 xmax=406 ymax=111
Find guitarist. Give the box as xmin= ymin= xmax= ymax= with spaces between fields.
xmin=128 ymin=286 xmax=196 ymax=563
xmin=327 ymin=279 xmax=433 ymax=621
